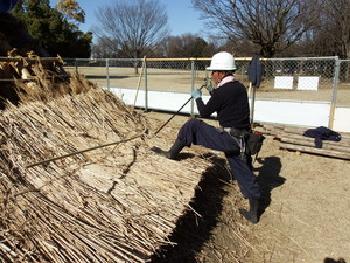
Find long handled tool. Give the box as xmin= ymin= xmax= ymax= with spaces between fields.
xmin=26 ymin=133 xmax=145 ymax=168
xmin=133 ymin=57 xmax=146 ymax=107
xmin=154 ymin=81 xmax=209 ymax=135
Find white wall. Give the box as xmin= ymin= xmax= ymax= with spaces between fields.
xmin=111 ymin=88 xmax=348 ymax=132
xmin=333 ymin=107 xmax=350 ymax=132
xmin=253 ymin=100 xmax=330 ymax=127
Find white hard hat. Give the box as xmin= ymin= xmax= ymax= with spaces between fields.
xmin=207 ymin=51 xmax=236 ymax=71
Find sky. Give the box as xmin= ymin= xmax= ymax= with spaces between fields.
xmin=50 ymin=0 xmax=208 ymax=39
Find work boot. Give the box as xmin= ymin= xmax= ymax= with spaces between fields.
xmin=239 ymin=198 xmax=259 ymax=224
xmin=151 ymin=138 xmax=185 ymax=160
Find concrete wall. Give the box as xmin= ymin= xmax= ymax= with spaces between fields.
xmin=334 ymin=107 xmax=350 ymax=132
xmin=111 ymin=88 xmax=349 ymax=132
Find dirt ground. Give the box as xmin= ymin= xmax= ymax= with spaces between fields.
xmin=144 ymin=111 xmax=350 ymax=263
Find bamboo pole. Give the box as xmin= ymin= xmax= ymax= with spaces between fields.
xmin=133 ymin=57 xmax=146 ymax=107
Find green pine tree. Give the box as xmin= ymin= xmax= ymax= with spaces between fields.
xmin=12 ymin=0 xmax=92 ymax=57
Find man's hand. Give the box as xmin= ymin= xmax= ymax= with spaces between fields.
xmin=191 ymin=89 xmax=202 ymax=99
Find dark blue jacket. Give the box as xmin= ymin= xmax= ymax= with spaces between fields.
xmin=303 ymin=126 xmax=341 ymax=148
xmin=195 ymin=80 xmax=251 ymax=130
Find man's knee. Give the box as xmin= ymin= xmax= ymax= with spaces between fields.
xmin=177 ymin=119 xmax=201 ymax=144
xmin=184 ymin=118 xmax=203 ymax=131
xmin=186 ymin=118 xmax=202 ymax=126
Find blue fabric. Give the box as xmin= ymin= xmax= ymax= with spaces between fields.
xmin=177 ymin=119 xmax=261 ymax=199
xmin=0 ymin=0 xmax=18 ymax=13
xmin=303 ymin=126 xmax=341 ymax=148
xmin=248 ymin=55 xmax=262 ymax=86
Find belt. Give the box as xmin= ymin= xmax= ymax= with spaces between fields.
xmin=219 ymin=126 xmax=247 ymax=160
xmin=223 ymin=127 xmax=233 ymax=133
xmin=220 ymin=126 xmax=248 ymax=137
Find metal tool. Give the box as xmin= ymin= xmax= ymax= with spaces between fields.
xmin=154 ymin=79 xmax=212 ymax=135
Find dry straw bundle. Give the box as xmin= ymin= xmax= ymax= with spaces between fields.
xmin=0 ymin=58 xmax=253 ymax=262
xmin=0 ymin=87 xmax=215 ymax=262
xmin=0 ymin=53 xmax=95 ymax=109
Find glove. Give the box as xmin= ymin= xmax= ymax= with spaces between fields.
xmin=191 ymin=89 xmax=202 ymax=99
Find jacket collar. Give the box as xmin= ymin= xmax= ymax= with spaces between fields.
xmin=218 ymin=75 xmax=235 ymax=87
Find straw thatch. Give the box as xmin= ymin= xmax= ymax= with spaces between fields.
xmin=0 ymin=87 xmax=214 ymax=262
xmin=0 ymin=53 xmax=95 ymax=110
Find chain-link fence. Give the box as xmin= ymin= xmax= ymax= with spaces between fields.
xmin=63 ymin=56 xmax=350 ymax=125
xmin=1 ymin=55 xmax=348 ymax=128
xmin=235 ymin=57 xmax=337 ymax=103
xmin=339 ymin=60 xmax=350 ymax=106
xmin=64 ymin=56 xmax=346 ymax=101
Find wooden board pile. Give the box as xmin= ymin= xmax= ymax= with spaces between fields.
xmin=255 ymin=123 xmax=350 ymax=160
xmin=0 ymin=89 xmax=212 ymax=262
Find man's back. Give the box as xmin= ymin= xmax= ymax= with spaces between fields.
xmin=196 ymin=81 xmax=251 ymax=130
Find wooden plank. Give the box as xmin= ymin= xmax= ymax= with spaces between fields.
xmin=280 ymin=137 xmax=350 ymax=153
xmin=263 ymin=123 xmax=312 ymax=133
xmin=280 ymin=143 xmax=350 ymax=160
xmin=261 ymin=123 xmax=350 ymax=139
xmin=279 ymin=132 xmax=350 ymax=146
xmin=254 ymin=125 xmax=350 ymax=144
xmin=253 ymin=126 xmax=278 ymax=136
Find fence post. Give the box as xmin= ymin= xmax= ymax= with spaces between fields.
xmin=190 ymin=60 xmax=195 ymax=117
xmin=106 ymin=58 xmax=110 ymax=90
xmin=328 ymin=56 xmax=340 ymax=129
xmin=75 ymin=58 xmax=78 ymax=75
xmin=144 ymin=56 xmax=148 ymax=111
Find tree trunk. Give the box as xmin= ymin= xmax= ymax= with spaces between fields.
xmin=134 ymin=61 xmax=139 ymax=75
xmin=260 ymin=44 xmax=275 ymax=57
xmin=133 ymin=51 xmax=140 ymax=75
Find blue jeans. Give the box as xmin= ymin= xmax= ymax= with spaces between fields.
xmin=177 ymin=119 xmax=260 ymax=200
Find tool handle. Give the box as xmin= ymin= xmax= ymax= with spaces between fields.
xmin=154 ymin=83 xmax=207 ymax=135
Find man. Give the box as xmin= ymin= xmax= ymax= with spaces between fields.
xmin=152 ymin=51 xmax=261 ymax=224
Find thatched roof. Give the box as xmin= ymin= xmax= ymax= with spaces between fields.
xmin=0 ymin=89 xmax=213 ymax=262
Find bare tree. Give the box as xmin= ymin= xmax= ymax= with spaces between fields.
xmin=160 ymin=34 xmax=216 ymax=57
xmin=305 ymin=0 xmax=350 ymax=81
xmin=322 ymin=0 xmax=350 ymax=58
xmin=91 ymin=36 xmax=119 ymax=58
xmin=94 ymin=0 xmax=168 ymax=73
xmin=192 ymin=0 xmax=319 ymax=57
xmin=297 ymin=0 xmax=350 ymax=58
